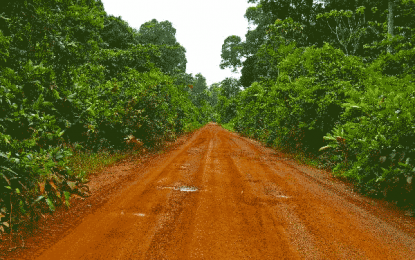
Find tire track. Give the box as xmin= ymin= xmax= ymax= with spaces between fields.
xmin=33 ymin=126 xmax=212 ymax=259
xmin=186 ymin=127 xmax=301 ymax=259
xmin=9 ymin=122 xmax=414 ymax=260
xmin=226 ymin=128 xmax=415 ymax=259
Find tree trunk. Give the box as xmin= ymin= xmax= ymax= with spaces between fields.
xmin=387 ymin=0 xmax=394 ymax=54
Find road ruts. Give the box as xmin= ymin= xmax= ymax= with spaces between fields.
xmin=14 ymin=123 xmax=415 ymax=259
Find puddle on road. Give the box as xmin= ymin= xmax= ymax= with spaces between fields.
xmin=178 ymin=186 xmax=198 ymax=192
xmin=157 ymin=186 xmax=199 ymax=192
xmin=180 ymin=164 xmax=191 ymax=169
xmin=120 ymin=211 xmax=146 ymax=217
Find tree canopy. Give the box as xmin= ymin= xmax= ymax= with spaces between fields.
xmin=134 ymin=19 xmax=187 ymax=76
xmin=221 ymin=0 xmax=415 ymax=88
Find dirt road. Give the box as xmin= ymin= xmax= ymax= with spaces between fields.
xmin=8 ymin=122 xmax=415 ymax=259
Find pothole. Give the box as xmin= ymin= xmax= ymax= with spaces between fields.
xmin=120 ymin=211 xmax=146 ymax=216
xmin=273 ymin=195 xmax=290 ymax=199
xmin=178 ymin=186 xmax=198 ymax=192
xmin=180 ymin=164 xmax=191 ymax=169
xmin=157 ymin=186 xmax=199 ymax=192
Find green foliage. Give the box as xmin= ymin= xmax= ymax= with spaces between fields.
xmin=135 ymin=19 xmax=187 ymax=76
xmin=221 ymin=0 xmax=334 ymax=88
xmin=2 ymin=0 xmax=413 ymax=240
xmin=0 ymin=0 xmax=212 ymax=237
xmin=220 ymin=35 xmax=245 ymax=73
xmin=219 ymin=77 xmax=241 ymax=99
xmin=323 ymin=70 xmax=415 ymax=202
xmin=223 ymin=15 xmax=415 ymax=210
xmin=211 ymin=77 xmax=241 ymax=124
xmin=316 ymin=6 xmax=369 ymax=56
xmin=207 ymin=82 xmax=221 ymax=108
xmin=0 ymin=30 xmax=10 ymax=63
xmin=100 ymin=14 xmax=136 ymax=49
xmin=224 ymin=0 xmax=415 ymax=89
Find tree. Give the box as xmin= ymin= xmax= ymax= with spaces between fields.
xmin=99 ymin=14 xmax=136 ymax=49
xmin=387 ymin=0 xmax=395 ymax=54
xmin=317 ymin=0 xmax=415 ymax=58
xmin=192 ymin=73 xmax=208 ymax=94
xmin=220 ymin=77 xmax=242 ymax=99
xmin=220 ymin=0 xmax=329 ymax=88
xmin=171 ymin=71 xmax=195 ymax=89
xmin=135 ymin=19 xmax=187 ymax=75
xmin=316 ymin=6 xmax=369 ymax=56
xmin=220 ymin=35 xmax=245 ymax=73
xmin=208 ymin=83 xmax=221 ymax=108
xmin=182 ymin=73 xmax=209 ymax=108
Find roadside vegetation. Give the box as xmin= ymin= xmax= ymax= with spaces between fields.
xmin=215 ymin=0 xmax=415 ymax=215
xmin=1 ymin=0 xmax=415 ymax=249
xmin=0 ymin=0 xmax=211 ymax=241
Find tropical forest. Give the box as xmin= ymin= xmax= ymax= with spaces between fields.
xmin=1 ymin=0 xmax=415 ymax=247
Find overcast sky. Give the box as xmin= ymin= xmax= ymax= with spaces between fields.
xmin=99 ymin=0 xmax=258 ymax=87
xmin=99 ymin=1 xmax=328 ymax=87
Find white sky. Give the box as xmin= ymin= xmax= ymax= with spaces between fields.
xmin=99 ymin=0 xmax=258 ymax=87
xmin=99 ymin=0 xmax=328 ymax=87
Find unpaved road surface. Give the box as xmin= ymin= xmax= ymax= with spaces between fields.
xmin=6 ymin=123 xmax=415 ymax=259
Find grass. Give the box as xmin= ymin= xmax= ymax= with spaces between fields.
xmin=282 ymin=148 xmax=320 ymax=168
xmin=66 ymin=147 xmax=142 ymax=182
xmin=0 ymin=122 xmax=209 ymax=253
xmin=65 ymin=138 xmax=167 ymax=182
xmin=218 ymin=122 xmax=235 ymax=132
xmin=66 ymin=122 xmax=207 ymax=183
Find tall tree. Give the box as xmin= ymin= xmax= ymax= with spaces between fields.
xmin=387 ymin=0 xmax=395 ymax=54
xmin=318 ymin=0 xmax=415 ymax=57
xmin=208 ymin=83 xmax=221 ymax=108
xmin=135 ymin=19 xmax=187 ymax=75
xmin=220 ymin=77 xmax=242 ymax=99
xmin=316 ymin=6 xmax=370 ymax=56
xmin=171 ymin=71 xmax=195 ymax=89
xmin=99 ymin=14 xmax=136 ymax=49
xmin=220 ymin=0 xmax=328 ymax=88
xmin=187 ymin=73 xmax=209 ymax=108
xmin=192 ymin=73 xmax=208 ymax=94
xmin=0 ymin=0 xmax=106 ymax=88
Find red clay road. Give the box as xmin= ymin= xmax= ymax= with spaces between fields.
xmin=8 ymin=123 xmax=415 ymax=259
